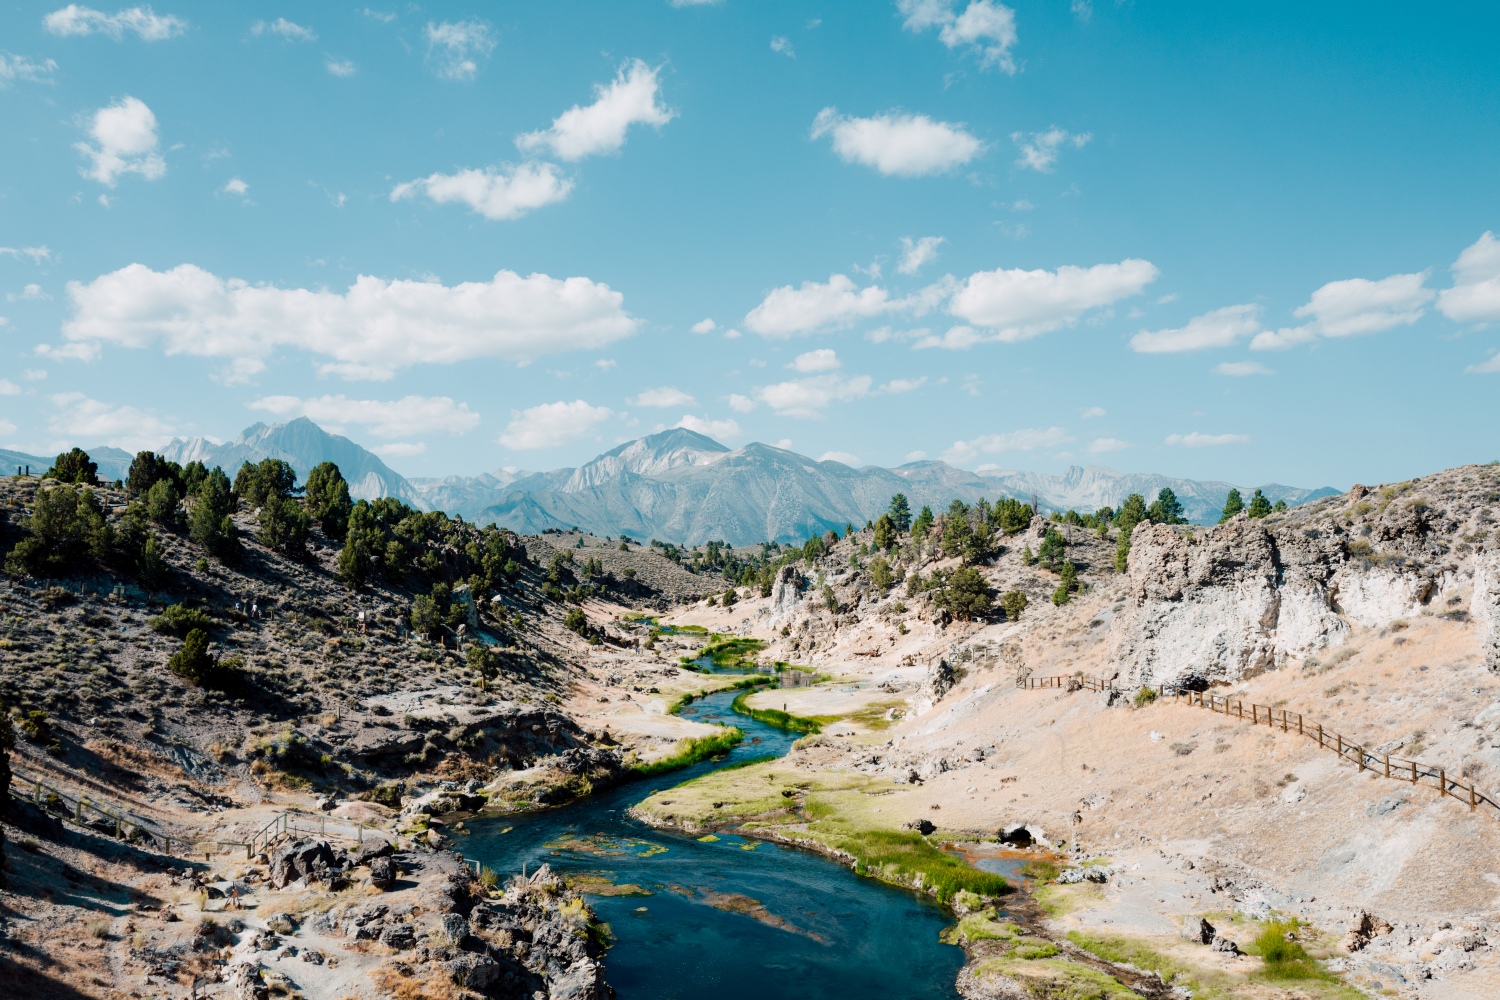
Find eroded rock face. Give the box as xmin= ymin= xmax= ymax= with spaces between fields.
xmin=268 ymin=838 xmax=338 ymax=889
xmin=1114 ymin=504 xmax=1470 ymax=687
xmin=770 ymin=564 xmax=806 ymax=621
xmin=1473 ymin=553 xmax=1500 ymax=673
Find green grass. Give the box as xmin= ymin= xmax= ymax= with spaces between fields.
xmin=1249 ymin=921 xmax=1341 ymax=985
xmin=1019 ymin=859 xmax=1059 ymax=882
xmin=813 ymin=826 xmax=1008 ymax=902
xmin=628 ymin=727 xmax=745 ymax=777
xmin=666 ymin=675 xmax=769 ymax=715
xmin=730 ymin=688 xmax=825 ymax=733
xmin=712 ymin=753 xmax=779 ymax=773
xmin=700 ymin=636 xmax=767 ymax=669
xmin=941 ymin=912 xmax=1020 ymax=945
xmin=1067 ymin=931 xmax=1197 ymax=988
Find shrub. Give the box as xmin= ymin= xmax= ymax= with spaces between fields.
xmin=150 ymin=603 xmax=212 ymax=637
xmin=564 ymin=607 xmax=589 ymax=636
xmin=1133 ymin=686 xmax=1158 ymax=707
xmin=1000 ymin=590 xmax=1028 ymax=621
xmin=1251 ymin=921 xmax=1331 ymax=981
xmin=168 ymin=628 xmax=238 ymax=689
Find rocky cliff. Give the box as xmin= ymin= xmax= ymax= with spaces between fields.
xmin=1115 ymin=464 xmax=1500 ymax=687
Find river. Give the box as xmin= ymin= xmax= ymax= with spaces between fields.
xmin=464 ymin=688 xmax=965 ymax=999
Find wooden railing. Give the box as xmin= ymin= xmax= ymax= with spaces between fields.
xmin=1013 ymin=675 xmax=1499 ymax=820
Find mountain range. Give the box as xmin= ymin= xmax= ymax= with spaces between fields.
xmin=7 ymin=419 xmax=1340 ymax=545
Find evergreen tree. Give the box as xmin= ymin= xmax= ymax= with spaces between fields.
xmin=935 ymin=566 xmax=993 ymax=621
xmin=1115 ymin=526 xmax=1135 ymax=573
xmin=338 ymin=502 xmax=377 ymax=588
xmin=1058 ymin=560 xmax=1079 ymax=593
xmin=1219 ymin=488 xmax=1245 ymax=523
xmin=1116 ymin=494 xmax=1148 ymax=533
xmin=911 ymin=505 xmax=935 ymax=541
xmin=1037 ymin=527 xmax=1067 ymax=570
xmin=1149 ymin=487 xmax=1186 ymax=525
xmin=145 ymin=477 xmax=183 ymax=526
xmin=1247 ymin=489 xmax=1273 ymax=518
xmin=47 ymin=448 xmax=98 ymax=485
xmin=180 ymin=460 xmax=209 ymax=496
xmin=888 ymin=493 xmax=912 ymax=533
xmin=234 ymin=458 xmax=298 ymax=509
xmin=822 ymin=583 xmax=839 ymax=613
xmin=168 ymin=628 xmax=216 ymax=686
xmin=963 ymin=519 xmax=993 ymax=564
xmin=257 ymin=497 xmax=310 ymax=557
xmin=564 ymin=607 xmax=589 ymax=635
xmin=1000 ymin=589 xmax=1028 ymax=622
xmin=1020 ymin=544 xmax=1035 ymax=565
xmin=3 ymin=484 xmax=112 ymax=576
xmin=1272 ymin=499 xmax=1287 ymax=513
xmin=304 ymin=461 xmax=353 ymax=540
xmin=139 ymin=533 xmax=169 ymax=590
xmin=189 ymin=468 xmax=240 ymax=561
xmin=941 ymin=510 xmax=972 ymax=559
xmin=869 ymin=555 xmax=895 ymax=592
xmin=127 ymin=451 xmax=179 ymax=498
xmin=873 ymin=514 xmax=897 ymax=551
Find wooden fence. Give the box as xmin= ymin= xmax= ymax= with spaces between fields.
xmin=1016 ymin=675 xmax=1499 ymax=820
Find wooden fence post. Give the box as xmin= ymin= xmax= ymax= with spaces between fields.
xmin=1357 ymin=747 xmax=1365 ymax=772
xmin=1471 ymin=783 xmax=1478 ymax=811
xmin=1411 ymin=760 xmax=1417 ymax=784
xmin=1384 ymin=754 xmax=1390 ymax=778
xmin=1317 ymin=724 xmax=1323 ymax=748
xmin=1440 ymin=769 xmax=1447 ymax=799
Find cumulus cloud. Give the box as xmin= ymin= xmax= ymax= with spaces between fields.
xmin=819 ymin=450 xmax=862 ymax=465
xmin=811 ymin=108 xmax=982 ymax=177
xmin=1087 ymin=437 xmax=1130 ymax=453
xmin=631 ymin=386 xmax=697 ymax=407
xmin=945 ymin=258 xmax=1159 ymax=343
xmin=252 ymin=17 xmax=314 ymax=41
xmin=248 ymin=394 xmax=479 ymax=438
xmin=691 ymin=318 xmax=716 ymax=334
xmin=880 ymin=376 xmax=926 ymax=393
xmin=0 ymin=379 xmax=20 ymax=395
xmin=943 ymin=426 xmax=1071 ymax=463
xmin=222 ymin=177 xmax=248 ymax=196
xmin=745 ymin=274 xmax=895 ymax=336
xmin=1080 ymin=406 xmax=1105 ymax=418
xmin=1130 ymin=304 xmax=1260 ymax=354
xmin=1465 ymin=351 xmax=1500 ymax=375
xmin=58 ymin=263 xmax=638 ymax=380
xmin=1012 ymin=127 xmax=1090 ymax=172
xmin=1295 ymin=272 xmax=1433 ymax=337
xmin=726 ymin=393 xmax=756 ymax=413
xmin=898 ymin=0 xmax=1019 ymax=73
xmin=47 ymin=391 xmax=173 ymax=451
xmin=770 ymin=35 xmax=794 ymax=57
xmin=787 ymin=348 xmax=840 ymax=373
xmin=754 ymin=373 xmax=872 ymax=418
xmin=675 ymin=414 xmax=740 ymax=440
xmin=326 ymin=58 xmax=356 ymax=77
xmin=372 ymin=442 xmax=425 ymax=458
xmin=1438 ymin=232 xmax=1500 ymax=324
xmin=897 ymin=236 xmax=945 ymax=275
xmin=500 ymin=400 xmax=613 ymax=450
xmin=0 ymin=53 xmax=58 ymax=85
xmin=425 ymin=20 xmax=494 ymax=80
xmin=8 ymin=284 xmax=48 ymax=302
xmin=75 ymin=96 xmax=166 ymax=187
xmin=1214 ymin=360 xmax=1274 ymax=376
xmin=44 ymin=4 xmax=185 ymax=40
xmin=1249 ymin=325 xmax=1317 ymax=351
xmin=1165 ymin=432 xmax=1249 ymax=448
xmin=391 ymin=162 xmax=572 ymax=221
xmin=517 ymin=59 xmax=674 ymax=161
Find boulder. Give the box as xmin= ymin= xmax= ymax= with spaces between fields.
xmin=903 ymin=818 xmax=936 ymax=835
xmin=1342 ymin=909 xmax=1393 ymax=952
xmin=1211 ymin=935 xmax=1242 ymax=955
xmin=438 ymin=912 xmax=469 ymax=944
xmin=1181 ymin=916 xmax=1216 ymax=945
xmin=227 ymin=964 xmax=269 ymax=1000
xmin=368 ymin=856 xmax=396 ymax=890
xmin=444 ymin=953 xmax=501 ymax=990
xmin=268 ymin=838 xmax=337 ymax=889
xmin=354 ymin=837 xmax=394 ymax=863
xmin=379 ymin=922 xmax=416 ymax=950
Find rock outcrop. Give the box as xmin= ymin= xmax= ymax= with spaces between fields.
xmin=770 ymin=564 xmax=807 ymax=622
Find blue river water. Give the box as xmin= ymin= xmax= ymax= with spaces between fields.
xmin=464 ymin=689 xmax=964 ymax=1000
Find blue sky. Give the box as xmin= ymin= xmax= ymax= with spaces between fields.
xmin=1 ymin=1 xmax=1497 ymax=490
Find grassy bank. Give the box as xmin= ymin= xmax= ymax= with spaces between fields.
xmin=627 ymin=727 xmax=745 ymax=777
xmin=630 ymin=759 xmax=1005 ymax=902
xmin=667 ymin=675 xmax=768 ymax=715
xmin=730 ymin=687 xmax=826 ymax=733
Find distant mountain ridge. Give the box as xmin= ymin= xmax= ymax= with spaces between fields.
xmin=18 ymin=420 xmax=1339 ymax=545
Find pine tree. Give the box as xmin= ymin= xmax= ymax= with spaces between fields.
xmin=1247 ymin=489 xmax=1273 ymax=518
xmin=304 ymin=461 xmax=353 ymax=540
xmin=888 ymin=493 xmax=912 ymax=533
xmin=168 ymin=628 xmax=216 ymax=686
xmin=140 ymin=533 xmax=169 ymax=590
xmin=911 ymin=505 xmax=935 ymax=541
xmin=873 ymin=514 xmax=897 ymax=551
xmin=1116 ymin=494 xmax=1148 ymax=533
xmin=1000 ymin=589 xmax=1028 ymax=621
xmin=1219 ymin=488 xmax=1245 ymax=523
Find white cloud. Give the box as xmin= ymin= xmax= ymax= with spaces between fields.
xmin=360 ymin=8 xmax=396 ymax=23
xmin=222 ymin=177 xmax=248 ymax=196
xmin=595 ymin=358 xmax=616 ymax=370
xmin=897 ymin=236 xmax=945 ymax=275
xmin=1165 ymin=432 xmax=1249 ymax=448
xmin=631 ymin=386 xmax=697 ymax=407
xmin=392 ymin=162 xmax=572 ymax=221
xmin=946 ymin=258 xmax=1158 ymax=342
xmin=691 ymin=318 xmax=716 ymax=334
xmin=1465 ymin=351 xmax=1500 ymax=375
xmin=1088 ymin=437 xmax=1130 ymax=453
xmin=755 ymin=373 xmax=872 ymax=418
xmin=59 ymin=263 xmax=638 ymax=381
xmin=8 ymin=284 xmax=48 ymax=301
xmin=0 ymin=53 xmax=59 ymax=85
xmin=248 ymin=394 xmax=479 ymax=438
xmin=1080 ymin=405 xmax=1105 ymax=418
xmin=1438 ymin=232 xmax=1500 ymax=324
xmin=0 ymin=245 xmax=52 ymax=263
xmin=326 ymin=58 xmax=356 ymax=77
xmin=76 ymin=96 xmax=166 ymax=187
xmin=24 ymin=369 xmax=47 ymax=381
xmin=880 ymin=376 xmax=926 ymax=393
xmin=499 ymin=400 xmax=613 ymax=450
xmin=811 ymin=108 xmax=982 ymax=177
xmin=1012 ymin=127 xmax=1090 ymax=172
xmin=372 ymin=442 xmax=426 ymax=458
xmin=726 ymin=393 xmax=756 ymax=413
xmin=772 ymin=438 xmax=793 ymax=449
xmin=913 ymin=325 xmax=982 ymax=350
xmin=1130 ymin=304 xmax=1260 ymax=354
xmin=819 ymin=450 xmax=861 ymax=465
xmin=1213 ymin=360 xmax=1274 ymax=376
xmin=517 ymin=59 xmax=674 ymax=161
xmin=905 ymin=450 xmax=927 ymax=461
xmin=745 ymin=274 xmax=939 ymax=336
xmin=898 ymin=0 xmax=1019 ymax=74
xmin=722 ymin=327 xmax=741 ymax=339
xmin=0 ymin=379 xmax=19 ymax=395
xmin=47 ymin=391 xmax=173 ymax=452
xmin=252 ymin=17 xmax=314 ymax=41
xmin=1249 ymin=325 xmax=1317 ymax=351
xmin=44 ymin=5 xmax=185 ymax=40
xmin=0 ymin=419 xmax=15 ymax=435
xmin=425 ymin=20 xmax=494 ymax=80
xmin=675 ymin=414 xmax=740 ymax=440
xmin=1294 ymin=272 xmax=1432 ymax=337
xmin=944 ymin=426 xmax=1071 ymax=463
xmin=787 ymin=348 xmax=840 ymax=373
xmin=770 ymin=35 xmax=794 ymax=57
